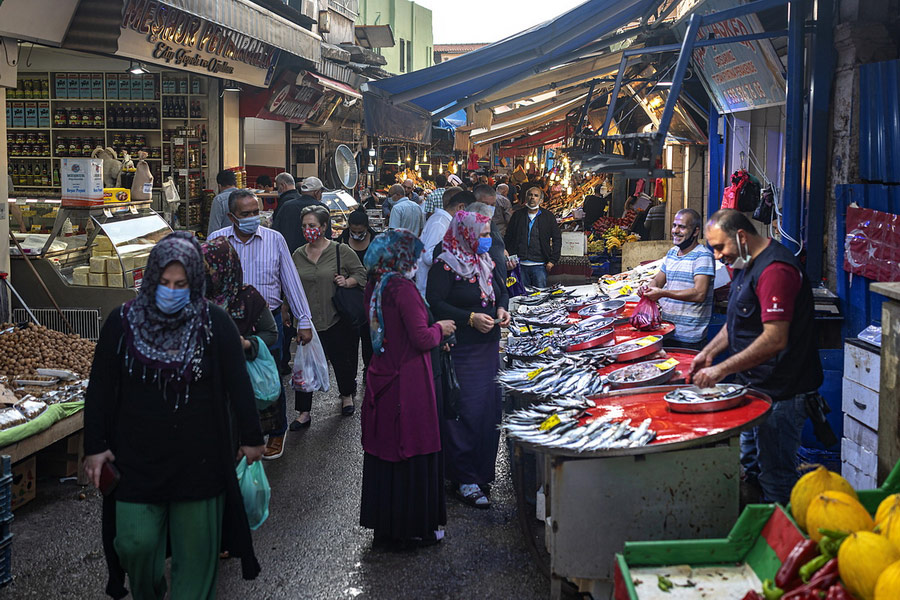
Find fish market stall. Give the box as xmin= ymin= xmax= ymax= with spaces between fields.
xmin=502 ymin=284 xmax=772 ymax=599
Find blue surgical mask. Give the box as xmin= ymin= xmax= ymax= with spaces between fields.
xmin=235 ymin=216 xmax=260 ymax=235
xmin=476 ymin=236 xmax=492 ymax=254
xmin=156 ymin=285 xmax=191 ymax=314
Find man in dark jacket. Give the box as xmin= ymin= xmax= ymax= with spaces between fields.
xmin=272 ymin=173 xmax=329 ymax=255
xmin=504 ymin=186 xmax=561 ymax=289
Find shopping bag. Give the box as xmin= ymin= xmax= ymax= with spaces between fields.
xmin=440 ymin=350 xmax=462 ymax=420
xmin=245 ymin=337 xmax=281 ymax=410
xmin=235 ymin=457 xmax=270 ymax=530
xmin=630 ymin=295 xmax=661 ymax=331
xmin=162 ymin=176 xmax=180 ymax=204
xmin=506 ymin=265 xmax=527 ymax=297
xmin=291 ymin=328 xmax=330 ymax=393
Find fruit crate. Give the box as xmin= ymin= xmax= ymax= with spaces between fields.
xmin=613 ymin=459 xmax=900 ymax=599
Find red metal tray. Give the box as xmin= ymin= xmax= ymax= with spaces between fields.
xmin=612 ymin=321 xmax=675 ymax=344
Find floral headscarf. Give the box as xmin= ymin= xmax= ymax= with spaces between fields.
xmin=437 ymin=210 xmax=496 ymax=305
xmin=201 ymin=238 xmax=267 ymax=336
xmin=363 ymin=229 xmax=424 ymax=353
xmin=121 ymin=232 xmax=211 ymax=403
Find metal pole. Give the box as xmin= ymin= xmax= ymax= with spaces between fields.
xmin=601 ymin=53 xmax=630 ymax=138
xmin=0 ymin=273 xmax=39 ymax=325
xmin=653 ymin=13 xmax=702 ymax=159
xmin=576 ymin=80 xmax=597 ymax=134
xmin=782 ymin=0 xmax=806 ymax=252
xmin=708 ymin=103 xmax=726 ymax=221
xmin=7 ymin=231 xmax=75 ymax=333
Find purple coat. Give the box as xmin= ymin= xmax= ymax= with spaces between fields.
xmin=362 ymin=277 xmax=443 ymax=461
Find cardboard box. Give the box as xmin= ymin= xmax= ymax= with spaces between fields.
xmin=11 ymin=456 xmax=36 ymax=511
xmin=143 ymin=74 xmax=155 ymax=100
xmin=131 ymin=76 xmax=142 ymax=100
xmin=106 ymin=74 xmax=118 ymax=100
xmin=55 ymin=73 xmax=68 ymax=99
xmin=92 ymin=74 xmax=104 ymax=99
xmin=103 ymin=187 xmax=131 ymax=204
xmin=79 ymin=75 xmax=91 ymax=99
xmin=24 ymin=102 xmax=37 ymax=128
xmin=118 ymin=75 xmax=130 ymax=100
xmin=72 ymin=265 xmax=90 ymax=285
xmin=11 ymin=103 xmax=24 ymax=128
xmin=67 ymin=74 xmax=80 ymax=99
xmin=37 ymin=102 xmax=50 ymax=128
xmin=60 ymin=158 xmax=104 ymax=207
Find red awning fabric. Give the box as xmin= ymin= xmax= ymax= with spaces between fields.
xmin=499 ymin=123 xmax=569 ymax=157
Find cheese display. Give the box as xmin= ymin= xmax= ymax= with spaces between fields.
xmin=72 ymin=266 xmax=90 ymax=286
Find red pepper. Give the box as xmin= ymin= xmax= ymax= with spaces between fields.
xmin=782 ymin=559 xmax=841 ymax=599
xmin=776 ymin=539 xmax=820 ymax=590
xmin=825 ymin=583 xmax=854 ymax=600
xmin=741 ymin=592 xmax=765 ymax=600
xmin=780 ymin=591 xmax=818 ymax=600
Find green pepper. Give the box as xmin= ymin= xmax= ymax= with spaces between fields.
xmin=763 ymin=578 xmax=784 ymax=600
xmin=658 ymin=575 xmax=674 ymax=592
xmin=799 ymin=555 xmax=829 ymax=583
xmin=817 ymin=534 xmax=846 ymax=560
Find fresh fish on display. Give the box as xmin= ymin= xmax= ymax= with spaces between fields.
xmin=664 ymin=384 xmax=746 ymax=403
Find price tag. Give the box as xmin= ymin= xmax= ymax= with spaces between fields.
xmin=655 ymin=358 xmax=679 ymax=370
xmin=527 ymin=367 xmax=544 ymax=380
xmin=543 ymin=330 xmax=556 ymax=337
xmin=519 ymin=326 xmax=532 ymax=334
xmin=536 ymin=347 xmax=551 ymax=355
xmin=619 ymin=285 xmax=633 ymax=295
xmin=539 ymin=414 xmax=561 ymax=431
xmin=635 ymin=336 xmax=660 ymax=347
xmin=551 ymin=289 xmax=564 ymax=295
xmin=178 ymin=169 xmax=188 ymax=176
xmin=529 ymin=291 xmax=542 ymax=297
xmin=603 ymin=278 xmax=616 ymax=285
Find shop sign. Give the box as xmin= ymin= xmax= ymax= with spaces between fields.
xmin=240 ymin=71 xmax=338 ymax=126
xmin=117 ymin=0 xmax=280 ymax=88
xmin=680 ymin=0 xmax=785 ymax=113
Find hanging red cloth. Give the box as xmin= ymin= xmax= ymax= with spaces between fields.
xmin=467 ymin=153 xmax=480 ymax=171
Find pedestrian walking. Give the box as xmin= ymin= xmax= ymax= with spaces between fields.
xmin=360 ymin=229 xmax=456 ymax=549
xmin=206 ymin=170 xmax=238 ymax=235
xmin=291 ymin=205 xmax=367 ymax=428
xmin=426 ymin=211 xmax=511 ymax=508
xmin=337 ymin=209 xmax=380 ymax=374
xmin=83 ymin=232 xmax=265 ymax=600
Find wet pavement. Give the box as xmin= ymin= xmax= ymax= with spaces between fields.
xmin=6 ymin=368 xmax=547 ymax=599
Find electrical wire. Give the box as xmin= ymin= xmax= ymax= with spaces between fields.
xmin=722 ymin=112 xmax=803 ymax=255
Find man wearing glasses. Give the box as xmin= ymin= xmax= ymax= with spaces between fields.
xmin=639 ymin=208 xmax=714 ymax=350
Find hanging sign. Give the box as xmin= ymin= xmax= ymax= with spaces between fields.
xmin=239 ymin=70 xmax=327 ymax=125
xmin=679 ymin=0 xmax=785 ymax=113
xmin=117 ymin=0 xmax=280 ymax=87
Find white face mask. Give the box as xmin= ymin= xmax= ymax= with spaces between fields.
xmin=730 ymin=233 xmax=752 ymax=270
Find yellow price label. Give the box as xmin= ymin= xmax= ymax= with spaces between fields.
xmin=537 ymin=347 xmax=551 ymax=355
xmin=655 ymin=358 xmax=679 ymax=370
xmin=551 ymin=289 xmax=564 ymax=295
xmin=539 ymin=414 xmax=561 ymax=431
xmin=635 ymin=336 xmax=661 ymax=347
xmin=529 ymin=291 xmax=542 ymax=297
xmin=619 ymin=285 xmax=633 ymax=295
xmin=527 ymin=367 xmax=544 ymax=380
xmin=603 ymin=278 xmax=616 ymax=285
xmin=543 ymin=330 xmax=556 ymax=337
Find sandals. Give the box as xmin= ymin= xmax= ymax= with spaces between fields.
xmin=455 ymin=483 xmax=491 ymax=509
xmin=341 ymin=395 xmax=355 ymax=417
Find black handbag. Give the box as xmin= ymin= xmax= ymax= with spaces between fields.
xmin=332 ymin=244 xmax=367 ymax=328
xmin=753 ymin=186 xmax=775 ymax=224
xmin=440 ymin=349 xmax=462 ymax=420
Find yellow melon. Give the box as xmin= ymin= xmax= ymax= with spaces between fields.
xmin=876 ymin=494 xmax=900 ymax=525
xmin=880 ymin=506 xmax=900 ymax=550
xmin=840 ymin=532 xmax=900 ymax=600
xmin=874 ymin=560 xmax=900 ymax=600
xmin=805 ymin=490 xmax=874 ymax=541
xmin=790 ymin=465 xmax=857 ymax=532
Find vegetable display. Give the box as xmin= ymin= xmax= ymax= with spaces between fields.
xmin=0 ymin=322 xmax=95 ymax=381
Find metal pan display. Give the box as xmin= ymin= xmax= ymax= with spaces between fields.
xmin=564 ymin=316 xmax=616 ymax=336
xmin=664 ymin=384 xmax=750 ymax=413
xmin=606 ymin=358 xmax=679 ymax=389
xmin=565 ymin=327 xmax=616 ymax=352
xmin=609 ymin=335 xmax=664 ymax=362
xmin=577 ymin=300 xmax=627 ymax=318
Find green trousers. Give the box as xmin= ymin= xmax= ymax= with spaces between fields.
xmin=115 ymin=495 xmax=224 ymax=600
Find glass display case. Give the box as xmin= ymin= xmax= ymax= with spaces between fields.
xmin=321 ymin=190 xmax=359 ymax=238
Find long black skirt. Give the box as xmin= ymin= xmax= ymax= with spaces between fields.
xmin=360 ymin=451 xmax=446 ymax=542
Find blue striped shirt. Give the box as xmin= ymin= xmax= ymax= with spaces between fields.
xmin=208 ymin=225 xmax=313 ymax=329
xmin=659 ymin=245 xmax=715 ymax=343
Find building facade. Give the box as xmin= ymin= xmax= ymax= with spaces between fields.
xmin=357 ymin=0 xmax=433 ymax=75
xmin=434 ymin=43 xmax=488 ymax=63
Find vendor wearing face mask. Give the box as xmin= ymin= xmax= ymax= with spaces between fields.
xmin=690 ymin=209 xmax=822 ymax=505
xmin=640 ymin=209 xmax=715 ymax=350
xmin=503 ymin=186 xmax=561 ymax=289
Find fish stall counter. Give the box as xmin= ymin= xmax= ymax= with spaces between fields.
xmin=500 ymin=285 xmax=771 ymax=600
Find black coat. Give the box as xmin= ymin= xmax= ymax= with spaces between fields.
xmin=504 ymin=208 xmax=561 ymax=265
xmin=272 ymin=191 xmax=331 ymax=255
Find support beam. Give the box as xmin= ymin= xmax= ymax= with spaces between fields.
xmin=781 ymin=0 xmax=806 ymax=252
xmin=653 ymin=13 xmax=702 ymax=159
xmin=708 ymin=103 xmax=726 ymax=220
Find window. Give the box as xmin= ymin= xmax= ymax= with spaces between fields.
xmin=407 ymin=39 xmax=413 ymax=71
xmin=399 ymin=39 xmax=406 ymax=72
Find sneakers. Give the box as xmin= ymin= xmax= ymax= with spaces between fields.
xmin=263 ymin=435 xmax=285 ymax=460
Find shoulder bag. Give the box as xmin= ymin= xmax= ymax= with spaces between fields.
xmin=332 ymin=243 xmax=367 ymax=328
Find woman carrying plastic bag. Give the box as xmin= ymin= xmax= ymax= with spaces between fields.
xmin=291 ymin=328 xmax=330 ymax=394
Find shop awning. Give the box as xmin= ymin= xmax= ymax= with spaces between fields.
xmin=499 ymin=123 xmax=570 ymax=158
xmin=362 ymin=0 xmax=657 ymax=115
xmin=355 ymin=25 xmax=395 ymax=49
xmin=303 ymin=71 xmax=362 ymax=100
xmin=63 ymin=0 xmax=322 ymax=88
xmin=0 ymin=0 xmax=81 ymax=46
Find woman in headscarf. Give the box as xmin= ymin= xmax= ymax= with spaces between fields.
xmin=360 ymin=230 xmax=456 ymax=550
xmin=337 ymin=208 xmax=380 ymax=376
xmin=426 ymin=211 xmax=511 ymax=509
xmin=387 ymin=196 xmax=425 ymax=236
xmin=202 ymin=237 xmax=281 ymax=432
xmin=83 ymin=232 xmax=265 ymax=600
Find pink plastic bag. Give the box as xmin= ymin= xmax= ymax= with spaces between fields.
xmin=630 ymin=296 xmax=661 ymax=331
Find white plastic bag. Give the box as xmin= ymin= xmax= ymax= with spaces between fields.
xmin=291 ymin=328 xmax=330 ymax=393
xmin=162 ymin=176 xmax=180 ymax=204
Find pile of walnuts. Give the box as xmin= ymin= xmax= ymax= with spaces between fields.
xmin=0 ymin=322 xmax=95 ymax=378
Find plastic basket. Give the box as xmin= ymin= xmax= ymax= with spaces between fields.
xmin=0 ymin=532 xmax=11 ymax=588
xmin=0 ymin=474 xmax=11 ymax=520
xmin=797 ymin=446 xmax=841 ymax=473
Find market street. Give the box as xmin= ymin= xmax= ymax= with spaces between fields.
xmin=8 ymin=369 xmax=546 ymax=599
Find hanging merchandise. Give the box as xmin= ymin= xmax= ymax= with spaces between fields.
xmin=753 ymin=186 xmax=775 ymax=224
xmin=131 ymin=151 xmax=154 ymax=201
xmin=722 ymin=169 xmax=761 ymax=212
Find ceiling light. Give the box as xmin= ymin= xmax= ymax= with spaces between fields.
xmin=368 ymin=148 xmax=376 ymax=157
xmin=657 ymin=81 xmax=673 ymax=87
xmin=367 ymin=163 xmax=375 ymax=172
xmin=223 ymin=80 xmax=242 ymax=92
xmin=128 ymin=60 xmax=148 ymax=75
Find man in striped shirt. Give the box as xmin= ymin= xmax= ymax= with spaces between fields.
xmin=423 ymin=174 xmax=447 ymax=219
xmin=208 ymin=189 xmax=314 ymax=460
xmin=640 ymin=208 xmax=715 ymax=349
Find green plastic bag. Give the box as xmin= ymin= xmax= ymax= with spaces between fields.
xmin=246 ymin=336 xmax=281 ymax=410
xmin=235 ymin=457 xmax=270 ymax=530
